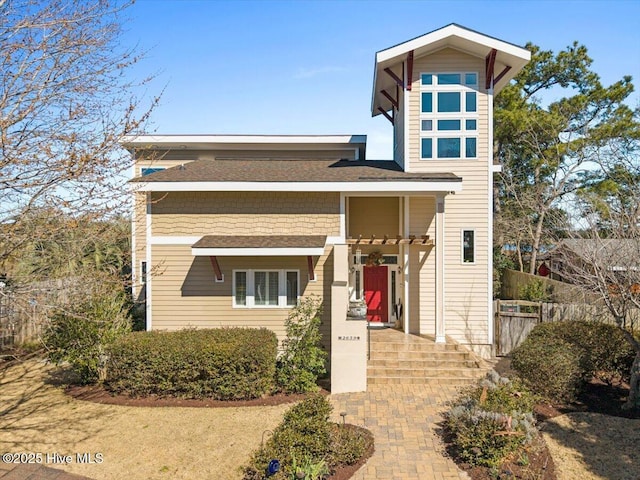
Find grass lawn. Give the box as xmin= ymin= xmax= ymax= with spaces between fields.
xmin=0 ymin=359 xmax=290 ymax=480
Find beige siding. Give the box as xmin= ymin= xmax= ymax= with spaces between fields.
xmin=407 ymin=48 xmax=489 ymax=173
xmin=408 ymin=196 xmax=436 ymax=336
xmin=150 ymin=244 xmax=333 ymax=352
xmin=151 ymin=192 xmax=341 ymax=236
xmin=402 ymin=48 xmax=491 ymax=347
xmin=384 ymin=48 xmax=491 ymax=344
xmin=348 ymin=197 xmax=399 ymax=239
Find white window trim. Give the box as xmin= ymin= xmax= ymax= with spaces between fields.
xmin=233 ymin=269 xmax=300 ymax=308
xmin=420 ymin=71 xmax=479 ymax=160
xmin=461 ymin=229 xmax=476 ymax=265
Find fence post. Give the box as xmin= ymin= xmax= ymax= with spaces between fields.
xmin=538 ymin=302 xmax=543 ymax=324
xmin=494 ymin=300 xmax=500 ymax=356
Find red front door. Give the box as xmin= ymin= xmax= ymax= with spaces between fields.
xmin=364 ymin=266 xmax=388 ymax=322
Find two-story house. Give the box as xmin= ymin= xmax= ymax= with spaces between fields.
xmin=123 ymin=24 xmax=530 ymax=393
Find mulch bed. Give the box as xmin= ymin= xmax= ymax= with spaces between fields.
xmin=446 ymin=357 xmax=640 ymax=480
xmin=459 ymin=436 xmax=556 ymax=480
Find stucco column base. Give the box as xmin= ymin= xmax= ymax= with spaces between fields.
xmin=331 ymin=244 xmax=367 ymax=394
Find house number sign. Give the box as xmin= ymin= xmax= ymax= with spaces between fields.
xmin=338 ymin=336 xmax=361 ymax=341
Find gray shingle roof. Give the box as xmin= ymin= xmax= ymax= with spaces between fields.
xmin=131 ymin=159 xmax=461 ymax=184
xmin=192 ymin=235 xmax=327 ymax=249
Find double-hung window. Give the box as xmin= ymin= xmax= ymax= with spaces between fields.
xmin=233 ymin=270 xmax=299 ymax=308
xmin=420 ymin=72 xmax=478 ymax=160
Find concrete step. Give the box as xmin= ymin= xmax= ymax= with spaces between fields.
xmin=366 ymin=329 xmax=490 ymax=387
xmin=368 ymin=366 xmax=488 ymax=379
xmin=368 ymin=376 xmax=482 ymax=386
xmin=369 ymin=340 xmax=460 ymax=352
xmin=368 ymin=358 xmax=480 ymax=369
xmin=368 ymin=349 xmax=473 ymax=361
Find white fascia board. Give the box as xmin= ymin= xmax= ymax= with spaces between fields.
xmin=151 ymin=236 xmax=202 ymax=245
xmin=192 ymin=247 xmax=325 ymax=256
xmin=121 ymin=134 xmax=366 ymax=147
xmin=136 ymin=181 xmax=463 ymax=194
xmin=376 ymin=25 xmax=530 ymax=65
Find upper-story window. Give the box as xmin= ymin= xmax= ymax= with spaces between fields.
xmin=141 ymin=167 xmax=165 ymax=176
xmin=420 ymin=73 xmax=478 ymax=160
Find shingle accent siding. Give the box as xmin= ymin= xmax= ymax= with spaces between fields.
xmin=151 ymin=192 xmax=341 ymax=237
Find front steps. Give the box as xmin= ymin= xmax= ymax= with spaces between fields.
xmin=367 ymin=328 xmax=490 ymax=386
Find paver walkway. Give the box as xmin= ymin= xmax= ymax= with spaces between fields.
xmin=0 ymin=463 xmax=92 ymax=480
xmin=330 ymin=383 xmax=470 ymax=480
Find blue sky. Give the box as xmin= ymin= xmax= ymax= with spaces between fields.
xmin=123 ymin=0 xmax=640 ymax=159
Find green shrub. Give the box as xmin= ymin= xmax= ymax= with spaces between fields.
xmin=512 ymin=321 xmax=636 ymax=401
xmin=476 ymin=371 xmax=537 ymax=413
xmin=243 ymin=393 xmax=332 ymax=480
xmin=45 ymin=289 xmax=131 ymax=384
xmin=511 ymin=336 xmax=583 ymax=402
xmin=289 ymin=455 xmax=329 ymax=480
xmin=243 ymin=394 xmax=373 ymax=480
xmin=105 ymin=328 xmax=277 ymax=400
xmin=518 ymin=278 xmax=552 ymax=302
xmin=327 ymin=424 xmax=374 ymax=467
xmin=538 ymin=321 xmax=634 ymax=383
xmin=276 ymin=296 xmax=327 ymax=393
xmin=445 ymin=372 xmax=537 ymax=468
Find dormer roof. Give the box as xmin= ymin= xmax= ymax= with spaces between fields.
xmin=372 ymin=23 xmax=531 ymax=117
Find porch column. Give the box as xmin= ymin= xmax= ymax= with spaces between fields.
xmin=435 ymin=195 xmax=446 ymax=343
xmin=403 ymin=196 xmax=410 ymax=335
xmin=331 ymin=244 xmax=367 ymax=393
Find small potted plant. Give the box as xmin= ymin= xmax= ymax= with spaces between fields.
xmin=347 ymin=300 xmax=367 ymax=319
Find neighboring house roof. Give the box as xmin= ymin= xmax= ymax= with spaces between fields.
xmin=191 ymin=235 xmax=327 ymax=256
xmin=372 ymin=23 xmax=531 ymax=116
xmin=131 ymin=158 xmax=463 ymax=193
xmin=556 ymin=239 xmax=640 ymax=271
xmin=121 ymin=134 xmax=367 ymax=161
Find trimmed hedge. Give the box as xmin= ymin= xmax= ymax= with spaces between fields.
xmin=511 ymin=337 xmax=583 ymax=402
xmin=511 ymin=321 xmax=636 ymax=402
xmin=105 ymin=328 xmax=277 ymax=400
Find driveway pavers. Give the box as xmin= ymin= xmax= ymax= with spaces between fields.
xmin=0 ymin=463 xmax=92 ymax=480
xmin=330 ymin=383 xmax=470 ymax=480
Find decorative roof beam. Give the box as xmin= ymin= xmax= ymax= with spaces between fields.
xmin=345 ymin=235 xmax=432 ymax=246
xmin=384 ymin=67 xmax=404 ymax=88
xmin=381 ymin=89 xmax=399 ymax=109
xmin=485 ymin=48 xmax=497 ymax=89
xmin=494 ymin=65 xmax=512 ymax=85
xmin=209 ymin=256 xmax=223 ymax=282
xmin=377 ymin=107 xmax=394 ymax=125
xmin=406 ymin=50 xmax=414 ymax=91
xmin=307 ymin=256 xmax=316 ymax=281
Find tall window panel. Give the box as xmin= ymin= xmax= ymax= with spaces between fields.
xmin=420 ymin=72 xmax=479 ymax=160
